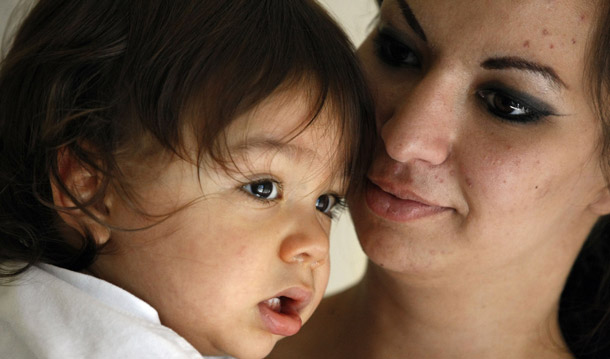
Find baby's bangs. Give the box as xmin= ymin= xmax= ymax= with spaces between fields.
xmin=182 ymin=0 xmax=375 ymax=193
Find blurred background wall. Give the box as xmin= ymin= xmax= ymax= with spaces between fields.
xmin=316 ymin=1 xmax=376 ymax=294
xmin=0 ymin=0 xmax=377 ymax=295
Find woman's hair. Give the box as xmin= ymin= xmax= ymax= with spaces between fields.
xmin=0 ymin=0 xmax=374 ymax=277
xmin=559 ymin=1 xmax=610 ymax=358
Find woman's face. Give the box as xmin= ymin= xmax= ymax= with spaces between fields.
xmin=352 ymin=0 xmax=609 ymax=276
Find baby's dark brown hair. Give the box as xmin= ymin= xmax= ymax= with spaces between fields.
xmin=0 ymin=0 xmax=374 ymax=277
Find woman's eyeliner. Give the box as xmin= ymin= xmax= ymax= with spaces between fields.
xmin=373 ymin=27 xmax=556 ymax=125
xmin=373 ymin=29 xmax=420 ymax=68
xmin=477 ymin=85 xmax=556 ymax=124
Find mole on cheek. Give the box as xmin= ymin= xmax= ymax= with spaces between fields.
xmin=465 ymin=178 xmax=473 ymax=188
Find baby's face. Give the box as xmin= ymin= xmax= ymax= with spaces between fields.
xmin=89 ymin=87 xmax=346 ymax=359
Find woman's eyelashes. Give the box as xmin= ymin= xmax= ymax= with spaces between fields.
xmin=241 ymin=179 xmax=346 ymax=218
xmin=476 ymin=87 xmax=555 ymax=124
xmin=371 ymin=26 xmax=558 ymax=125
xmin=373 ymin=30 xmax=420 ymax=68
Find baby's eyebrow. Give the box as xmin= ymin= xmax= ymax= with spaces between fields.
xmin=229 ymin=137 xmax=348 ymax=193
xmin=228 ymin=138 xmax=320 ymax=163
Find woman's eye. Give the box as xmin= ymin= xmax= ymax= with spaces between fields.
xmin=478 ymin=90 xmax=548 ymax=124
xmin=242 ymin=180 xmax=280 ymax=200
xmin=315 ymin=194 xmax=345 ymax=219
xmin=373 ymin=32 xmax=420 ymax=68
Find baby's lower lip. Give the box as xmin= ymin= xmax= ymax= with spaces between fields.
xmin=365 ymin=181 xmax=450 ymax=222
xmin=258 ymin=298 xmax=302 ymax=336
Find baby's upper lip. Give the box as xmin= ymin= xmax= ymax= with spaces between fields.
xmin=262 ymin=287 xmax=313 ymax=313
xmin=368 ymin=176 xmax=447 ymax=208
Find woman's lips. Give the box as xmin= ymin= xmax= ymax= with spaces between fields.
xmin=258 ymin=288 xmax=312 ymax=336
xmin=365 ymin=180 xmax=451 ymax=222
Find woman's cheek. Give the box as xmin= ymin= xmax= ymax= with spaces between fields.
xmin=464 ymin=150 xmax=550 ymax=215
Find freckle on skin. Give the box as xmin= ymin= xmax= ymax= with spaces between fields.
xmin=523 ymin=40 xmax=530 ymax=48
xmin=572 ymin=38 xmax=576 ymax=44
xmin=542 ymin=29 xmax=550 ymax=36
xmin=550 ymin=44 xmax=554 ymax=49
xmin=581 ymin=14 xmax=586 ymax=21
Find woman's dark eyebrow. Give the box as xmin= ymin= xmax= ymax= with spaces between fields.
xmin=481 ymin=57 xmax=568 ymax=90
xmin=396 ymin=0 xmax=427 ymax=42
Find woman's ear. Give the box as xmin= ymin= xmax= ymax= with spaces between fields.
xmin=51 ymin=148 xmax=111 ymax=246
xmin=589 ymin=186 xmax=610 ymax=216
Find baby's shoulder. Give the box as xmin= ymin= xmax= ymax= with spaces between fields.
xmin=0 ymin=264 xmax=201 ymax=359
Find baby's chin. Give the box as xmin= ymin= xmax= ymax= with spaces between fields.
xmin=217 ymin=342 xmax=277 ymax=359
xmin=189 ymin=328 xmax=282 ymax=359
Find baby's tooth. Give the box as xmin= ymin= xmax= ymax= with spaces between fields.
xmin=265 ymin=297 xmax=281 ymax=311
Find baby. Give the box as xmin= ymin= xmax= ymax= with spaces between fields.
xmin=0 ymin=0 xmax=373 ymax=358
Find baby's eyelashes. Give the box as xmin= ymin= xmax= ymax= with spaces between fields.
xmin=241 ymin=179 xmax=282 ymax=201
xmin=239 ymin=178 xmax=345 ymax=218
xmin=316 ymin=194 xmax=346 ymax=220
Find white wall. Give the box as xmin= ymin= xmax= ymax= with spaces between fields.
xmin=317 ymin=0 xmax=377 ymax=295
xmin=0 ymin=0 xmax=377 ymax=296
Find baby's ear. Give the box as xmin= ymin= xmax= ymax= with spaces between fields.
xmin=589 ymin=186 xmax=610 ymax=216
xmin=51 ymin=147 xmax=111 ymax=246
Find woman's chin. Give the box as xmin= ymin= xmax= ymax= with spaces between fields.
xmin=350 ymin=202 xmax=457 ymax=276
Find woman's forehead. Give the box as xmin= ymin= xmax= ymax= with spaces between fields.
xmin=379 ymin=0 xmax=597 ymax=89
xmin=381 ymin=0 xmax=596 ymax=40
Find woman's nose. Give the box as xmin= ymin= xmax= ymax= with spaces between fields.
xmin=379 ymin=71 xmax=458 ymax=165
xmin=279 ymin=214 xmax=329 ymax=270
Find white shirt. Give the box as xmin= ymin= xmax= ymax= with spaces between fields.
xmin=0 ymin=263 xmax=231 ymax=359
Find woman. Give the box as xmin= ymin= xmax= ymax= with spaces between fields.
xmin=270 ymin=0 xmax=610 ymax=358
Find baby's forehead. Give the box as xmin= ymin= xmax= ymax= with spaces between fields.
xmin=219 ymin=121 xmax=348 ymax=189
xmin=228 ymin=128 xmax=346 ymax=171
xmin=223 ymin=84 xmax=346 ymax=151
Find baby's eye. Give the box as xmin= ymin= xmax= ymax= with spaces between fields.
xmin=315 ymin=194 xmax=345 ymax=219
xmin=242 ymin=180 xmax=280 ymax=200
xmin=374 ymin=31 xmax=420 ymax=68
xmin=477 ymin=90 xmax=549 ymax=124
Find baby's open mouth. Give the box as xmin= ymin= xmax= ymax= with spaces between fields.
xmin=262 ymin=296 xmax=295 ymax=313
xmin=258 ymin=289 xmax=312 ymax=336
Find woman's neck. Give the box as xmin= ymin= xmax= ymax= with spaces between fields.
xmin=271 ymin=255 xmax=575 ymax=359
xmin=347 ymin=263 xmax=572 ymax=359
